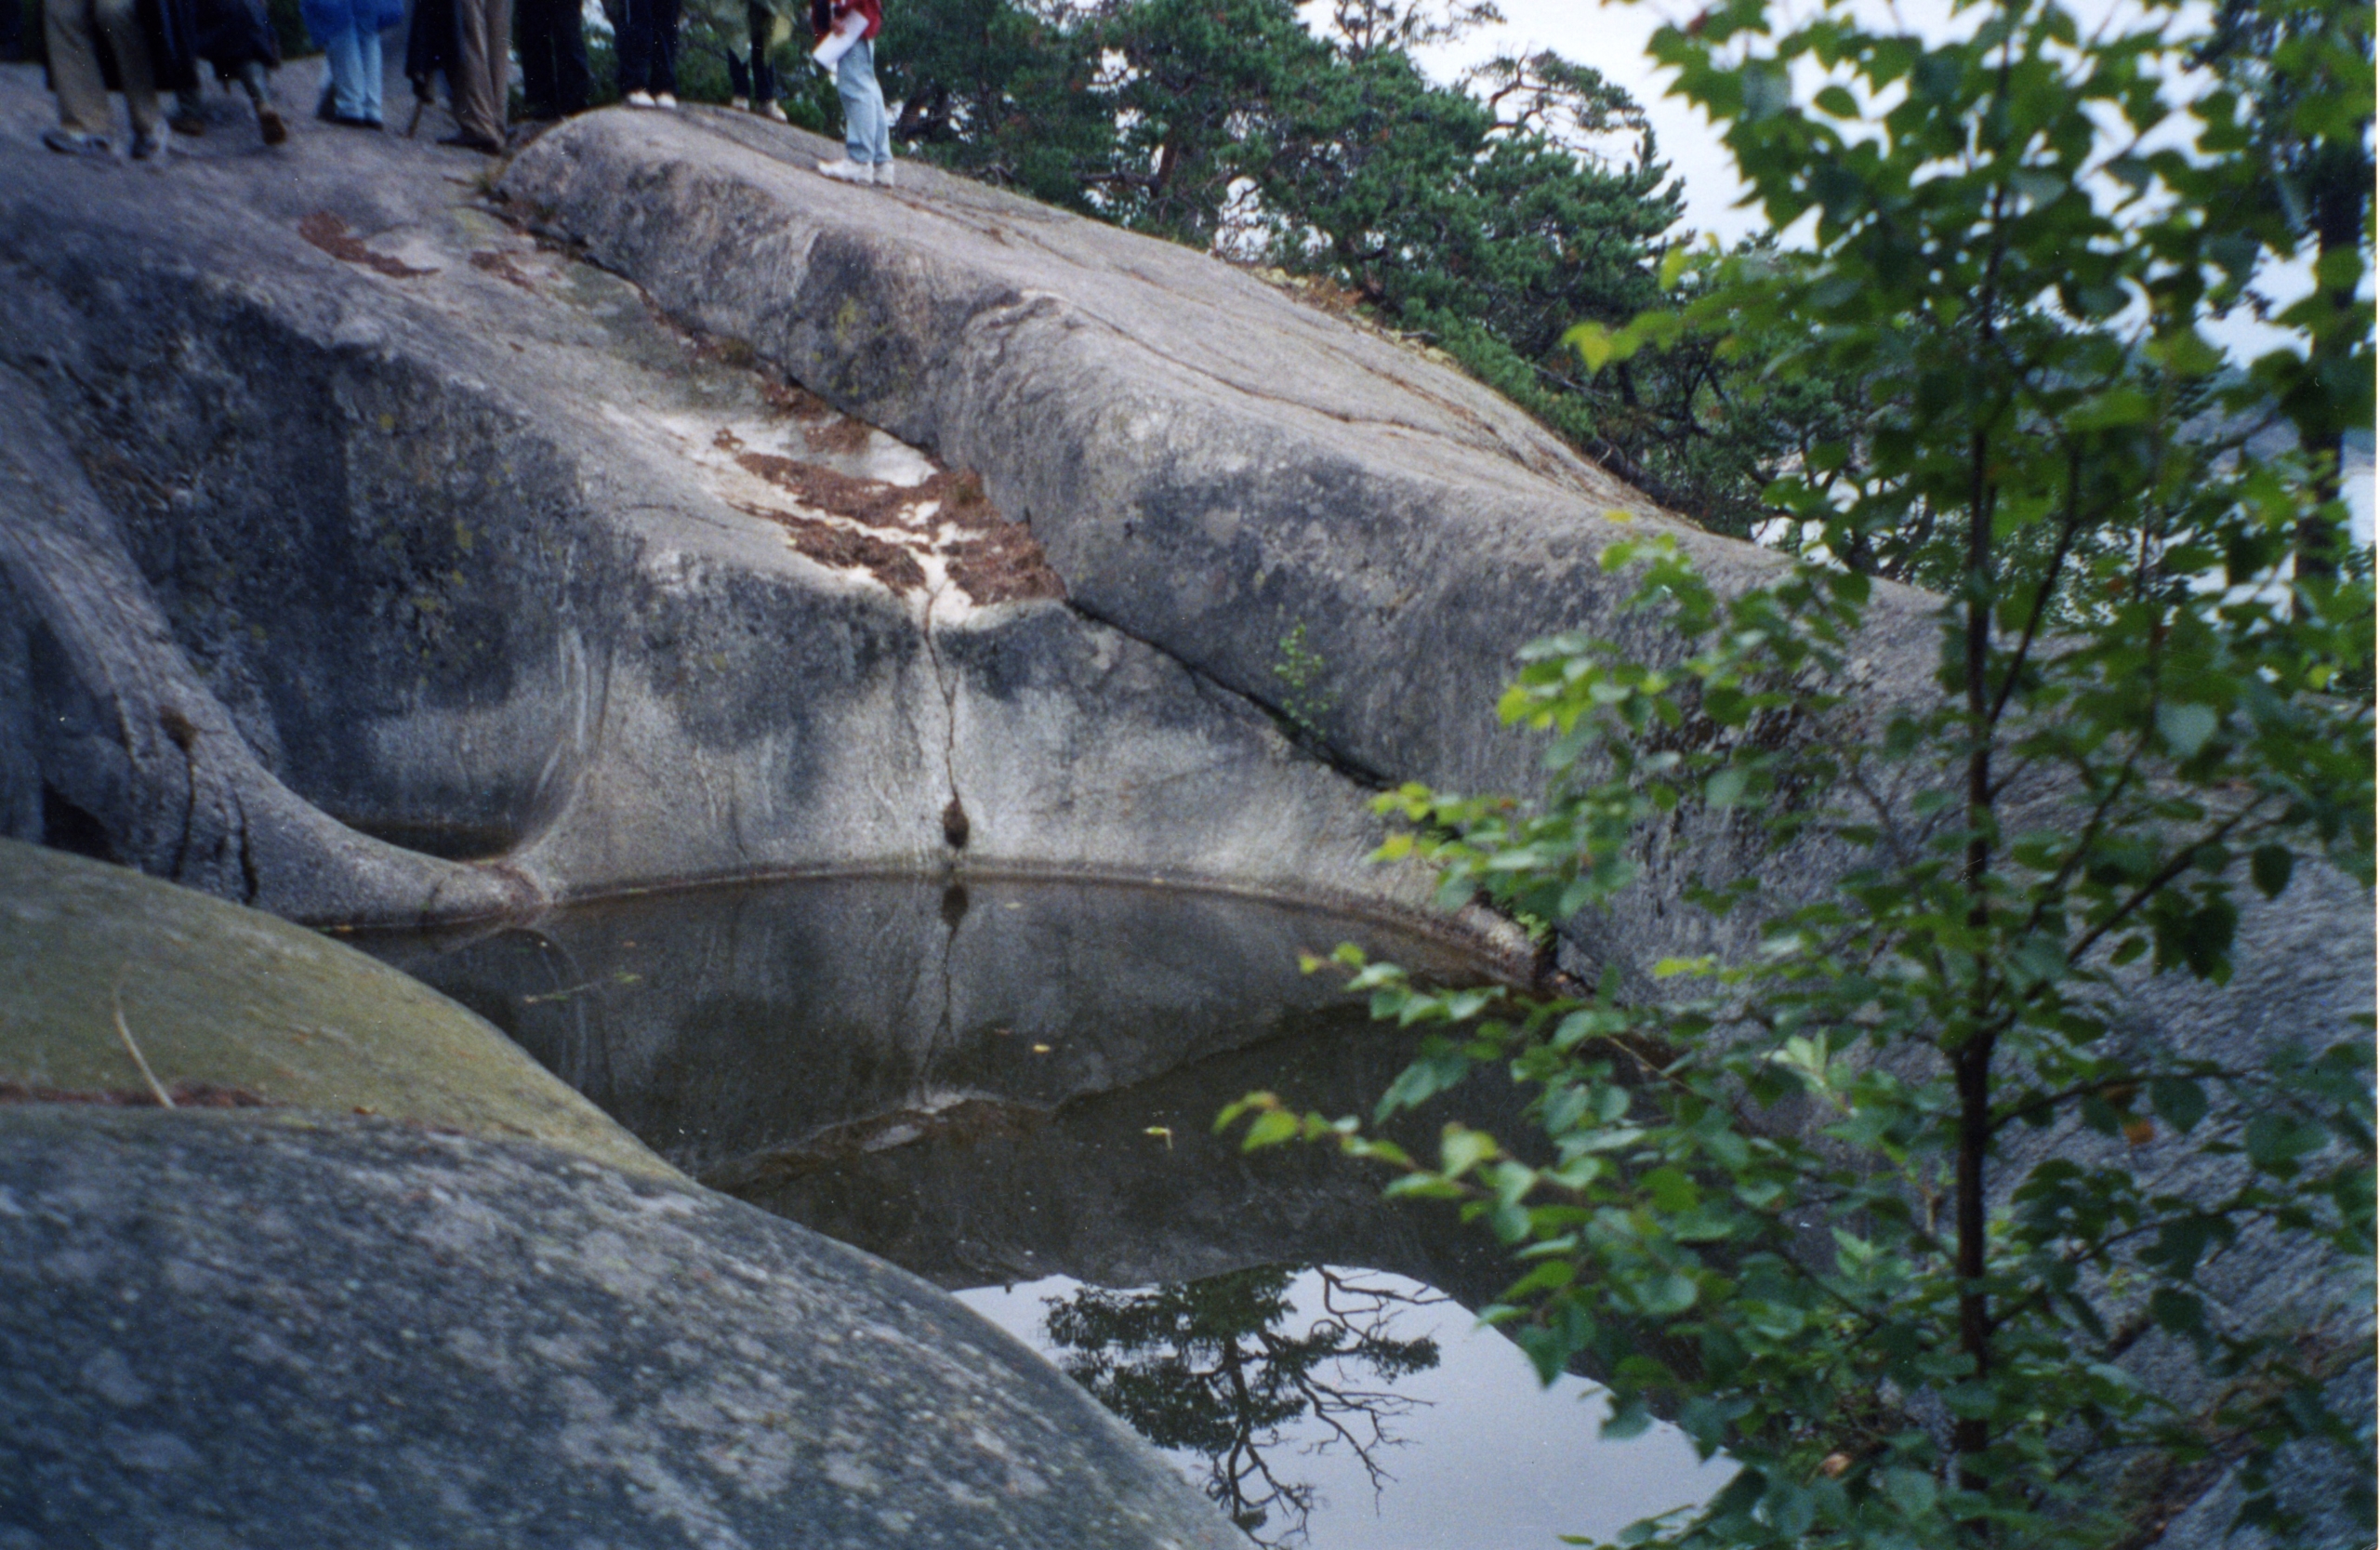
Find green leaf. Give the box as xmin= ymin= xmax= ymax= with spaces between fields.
xmin=1439 ymin=1126 xmax=1500 ymax=1178
xmin=1645 ymin=1166 xmax=1702 ymax=1213
xmin=2244 ymin=1113 xmax=2326 ymax=1171
xmin=2156 ymin=702 xmax=2219 ymax=758
xmin=1637 ymin=1271 xmax=1699 ymax=1315
xmin=1813 ymin=84 xmax=1859 ymax=118
xmin=1882 ymin=1467 xmax=1937 ymax=1517
xmin=1566 ymin=322 xmax=1616 ymax=372
xmin=1242 ymin=1109 xmax=1299 ymax=1149
xmin=2149 ymin=1077 xmax=2208 ymax=1134
xmin=2251 ymin=844 xmax=2294 ymax=899
xmin=2149 ymin=1286 xmax=2207 ymax=1337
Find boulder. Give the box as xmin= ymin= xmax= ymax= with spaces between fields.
xmin=0 ymin=62 xmax=1450 ymax=934
xmin=496 ymin=108 xmax=1950 ymax=974
xmin=0 ymin=838 xmax=664 ymax=1178
xmin=0 ymin=840 xmax=1254 ymax=1544
xmin=0 ymin=1105 xmax=1244 ymax=1550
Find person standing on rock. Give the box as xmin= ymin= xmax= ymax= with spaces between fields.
xmin=436 ymin=0 xmax=512 ymax=151
xmin=167 ymin=0 xmax=287 ymax=146
xmin=303 ymin=0 xmax=403 ymax=127
xmin=37 ymin=0 xmax=178 ymax=159
xmin=513 ymin=0 xmax=589 ymax=122
xmin=616 ymin=0 xmax=681 ymax=109
xmin=811 ymin=0 xmax=890 ymax=186
xmin=721 ymin=0 xmax=791 ymax=121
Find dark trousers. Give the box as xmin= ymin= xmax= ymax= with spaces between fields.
xmin=615 ymin=0 xmax=676 ymax=94
xmin=513 ymin=0 xmax=587 ymax=115
xmin=722 ymin=1 xmax=774 ymax=101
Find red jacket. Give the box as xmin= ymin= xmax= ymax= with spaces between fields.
xmin=817 ymin=0 xmax=879 ymax=40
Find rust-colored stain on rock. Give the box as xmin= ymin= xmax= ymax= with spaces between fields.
xmin=298 ymin=212 xmax=437 ymax=278
xmin=732 ymin=452 xmax=1065 ymax=605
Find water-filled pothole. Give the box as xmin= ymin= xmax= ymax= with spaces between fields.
xmin=356 ymin=876 xmax=1723 ymax=1547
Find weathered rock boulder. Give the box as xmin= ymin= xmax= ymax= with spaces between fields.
xmin=0 ymin=845 xmax=1246 ymax=1546
xmin=0 ymin=1105 xmax=1245 ymax=1550
xmin=0 ymin=60 xmax=1450 ymax=935
xmin=0 ymin=838 xmax=664 ymax=1176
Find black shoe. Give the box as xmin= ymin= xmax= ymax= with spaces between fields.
xmin=330 ymin=113 xmax=383 ymax=129
xmin=436 ymin=129 xmax=503 ymax=152
xmin=316 ymin=87 xmax=336 ymax=122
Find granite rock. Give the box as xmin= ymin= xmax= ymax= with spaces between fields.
xmin=0 ymin=1106 xmax=1245 ymax=1550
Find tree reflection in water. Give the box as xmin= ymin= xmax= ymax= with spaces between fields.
xmin=1042 ymin=1266 xmax=1445 ymax=1545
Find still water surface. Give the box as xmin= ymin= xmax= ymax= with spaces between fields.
xmin=358 ymin=875 xmax=1722 ymax=1548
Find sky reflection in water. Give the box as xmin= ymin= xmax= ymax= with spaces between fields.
xmin=963 ymin=1265 xmax=1725 ymax=1550
xmin=353 ymin=876 xmax=1726 ymax=1548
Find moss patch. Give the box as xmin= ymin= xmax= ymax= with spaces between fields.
xmin=0 ymin=841 xmax=673 ymax=1178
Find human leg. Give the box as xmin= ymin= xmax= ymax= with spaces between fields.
xmin=646 ymin=0 xmax=677 ymax=96
xmin=43 ymin=0 xmax=115 ymax=139
xmin=357 ymin=24 xmax=382 ymax=122
xmin=170 ymin=83 xmax=206 ymax=133
xmin=515 ymin=0 xmax=555 ymax=116
xmin=324 ymin=24 xmax=365 ymax=116
xmin=451 ymin=0 xmax=509 ymax=142
xmin=835 ymin=38 xmax=885 ymax=165
xmin=549 ymin=0 xmax=588 ymax=113
xmin=93 ymin=0 xmax=164 ymax=134
xmin=747 ymin=3 xmax=776 ymax=102
xmin=616 ymin=0 xmax=651 ymax=95
xmin=240 ymin=58 xmax=287 ymax=140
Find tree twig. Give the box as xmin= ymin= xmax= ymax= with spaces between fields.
xmin=111 ymin=974 xmax=173 ymax=1110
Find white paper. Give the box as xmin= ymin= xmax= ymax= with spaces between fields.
xmin=812 ymin=10 xmax=865 ymax=69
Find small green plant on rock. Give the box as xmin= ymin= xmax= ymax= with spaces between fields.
xmin=1272 ymin=621 xmax=1336 ymax=744
xmin=1225 ymin=0 xmax=2376 ymax=1544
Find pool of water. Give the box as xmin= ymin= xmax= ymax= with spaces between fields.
xmin=356 ymin=875 xmax=1723 ymax=1547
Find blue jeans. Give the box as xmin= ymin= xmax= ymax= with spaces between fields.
xmin=837 ymin=38 xmax=888 ymax=165
xmin=324 ymin=24 xmax=381 ymax=121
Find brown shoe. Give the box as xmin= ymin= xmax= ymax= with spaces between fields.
xmin=257 ymin=105 xmax=287 ymax=145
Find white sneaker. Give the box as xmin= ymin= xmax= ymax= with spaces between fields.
xmin=730 ymin=95 xmax=748 ymax=111
xmin=625 ymin=90 xmax=655 ymax=107
xmin=761 ymin=101 xmax=788 ymax=123
xmin=816 ymin=157 xmax=872 ymax=183
xmin=872 ymin=160 xmax=895 ymax=187
xmin=654 ymin=92 xmax=679 ymax=109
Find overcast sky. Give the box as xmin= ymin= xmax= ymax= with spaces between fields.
xmin=1420 ymin=0 xmax=1758 ymax=241
xmin=1408 ymin=0 xmax=2373 ymax=537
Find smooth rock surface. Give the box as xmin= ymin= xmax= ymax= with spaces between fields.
xmin=0 ymin=1106 xmax=1245 ymax=1550
xmin=0 ymin=839 xmax=667 ymax=1178
xmin=497 ymin=107 xmax=1951 ymax=976
xmin=0 ymin=60 xmax=1442 ymax=932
